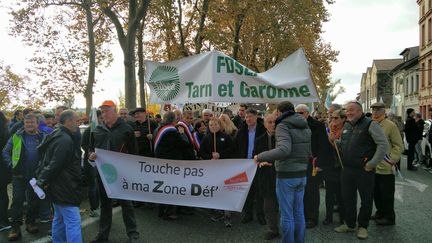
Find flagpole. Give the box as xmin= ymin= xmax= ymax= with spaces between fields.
xmin=147 ymin=113 xmax=153 ymax=152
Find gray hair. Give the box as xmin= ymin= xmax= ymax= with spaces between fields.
xmin=295 ymin=104 xmax=310 ymax=113
xmin=329 ymin=103 xmax=342 ymax=110
xmin=35 ymin=113 xmax=46 ymax=123
xmin=202 ymin=109 xmax=212 ymax=115
xmin=59 ymin=110 xmax=76 ymax=125
xmin=163 ymin=111 xmax=176 ymax=124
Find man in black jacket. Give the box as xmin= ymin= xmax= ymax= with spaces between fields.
xmin=132 ymin=107 xmax=157 ymax=157
xmin=88 ymin=100 xmax=140 ymax=243
xmin=236 ymin=108 xmax=267 ymax=224
xmin=37 ymin=110 xmax=83 ymax=243
xmin=232 ymin=103 xmax=248 ymax=129
xmin=295 ymin=104 xmax=332 ymax=228
xmin=404 ymin=108 xmax=418 ymax=170
xmin=81 ymin=110 xmax=103 ymax=217
xmin=253 ymin=113 xmax=279 ymax=240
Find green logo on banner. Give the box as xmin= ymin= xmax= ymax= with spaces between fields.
xmin=101 ymin=163 xmax=117 ymax=184
xmin=148 ymin=66 xmax=180 ymax=101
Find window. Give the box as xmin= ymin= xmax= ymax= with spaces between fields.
xmin=429 ymin=18 xmax=432 ymax=42
xmin=416 ymin=74 xmax=420 ymax=92
xmin=429 ymin=59 xmax=432 ymax=85
xmin=406 ymin=79 xmax=409 ymax=94
xmin=411 ymin=76 xmax=414 ymax=94
xmin=422 ymin=24 xmax=426 ymax=47
xmin=422 ymin=62 xmax=426 ymax=87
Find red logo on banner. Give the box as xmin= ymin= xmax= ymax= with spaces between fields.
xmin=224 ymin=172 xmax=248 ymax=185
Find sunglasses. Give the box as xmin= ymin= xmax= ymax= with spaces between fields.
xmin=297 ymin=112 xmax=304 ymax=114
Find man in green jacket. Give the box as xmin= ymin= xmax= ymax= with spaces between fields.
xmin=2 ymin=113 xmax=45 ymax=241
xmin=370 ymin=102 xmax=403 ymax=226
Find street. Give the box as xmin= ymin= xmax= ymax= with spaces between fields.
xmin=1 ymin=155 xmax=431 ymax=243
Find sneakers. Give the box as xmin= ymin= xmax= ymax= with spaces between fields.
xmin=25 ymin=223 xmax=39 ymax=234
xmin=89 ymin=209 xmax=99 ymax=218
xmin=39 ymin=216 xmax=53 ymax=223
xmin=8 ymin=226 xmax=21 ymax=241
xmin=334 ymin=224 xmax=356 ymax=233
xmin=357 ymin=227 xmax=368 ymax=240
xmin=0 ymin=224 xmax=11 ymax=232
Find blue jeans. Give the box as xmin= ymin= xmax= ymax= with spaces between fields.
xmin=276 ymin=177 xmax=307 ymax=243
xmin=52 ymin=204 xmax=82 ymax=243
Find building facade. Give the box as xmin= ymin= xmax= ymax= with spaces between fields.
xmin=391 ymin=47 xmax=420 ymax=119
xmin=418 ymin=0 xmax=432 ymax=119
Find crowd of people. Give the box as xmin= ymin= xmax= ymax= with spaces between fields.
xmin=0 ymin=99 xmax=424 ymax=243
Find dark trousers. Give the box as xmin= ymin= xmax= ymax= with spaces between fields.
xmin=373 ymin=174 xmax=395 ymax=221
xmin=243 ymin=170 xmax=264 ymax=218
xmin=0 ymin=181 xmax=9 ymax=225
xmin=11 ymin=177 xmax=38 ymax=225
xmin=304 ymin=169 xmax=321 ymax=223
xmin=97 ymin=177 xmax=138 ymax=238
xmin=84 ymin=163 xmax=99 ymax=211
xmin=325 ymin=180 xmax=344 ymax=222
xmin=341 ymin=167 xmax=375 ymax=228
xmin=407 ymin=143 xmax=416 ymax=169
xmin=263 ymin=196 xmax=279 ymax=233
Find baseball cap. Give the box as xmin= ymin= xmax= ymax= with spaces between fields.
xmin=99 ymin=100 xmax=116 ymax=108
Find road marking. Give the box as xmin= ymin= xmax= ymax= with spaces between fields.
xmin=396 ymin=179 xmax=428 ymax=192
xmin=395 ymin=185 xmax=403 ymax=202
xmin=31 ymin=207 xmax=122 ymax=243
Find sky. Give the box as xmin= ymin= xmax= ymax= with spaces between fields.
xmin=322 ymin=0 xmax=419 ymax=104
xmin=0 ymin=0 xmax=420 ymax=109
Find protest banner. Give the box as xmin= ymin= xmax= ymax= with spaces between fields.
xmin=95 ymin=148 xmax=257 ymax=212
xmin=145 ymin=48 xmax=318 ymax=104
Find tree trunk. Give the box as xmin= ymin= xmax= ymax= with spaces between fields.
xmin=194 ymin=0 xmax=209 ymax=54
xmin=124 ymin=39 xmax=137 ymax=110
xmin=137 ymin=20 xmax=146 ymax=108
xmin=100 ymin=0 xmax=151 ymax=110
xmin=84 ymin=0 xmax=95 ymax=115
xmin=232 ymin=13 xmax=244 ymax=60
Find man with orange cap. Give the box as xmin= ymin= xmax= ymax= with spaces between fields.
xmin=88 ymin=100 xmax=140 ymax=243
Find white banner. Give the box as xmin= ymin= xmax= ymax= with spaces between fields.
xmin=95 ymin=149 xmax=257 ymax=212
xmin=145 ymin=48 xmax=318 ymax=104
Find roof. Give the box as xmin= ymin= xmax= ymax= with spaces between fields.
xmin=373 ymin=59 xmax=403 ymax=71
xmin=399 ymin=46 xmax=419 ymax=59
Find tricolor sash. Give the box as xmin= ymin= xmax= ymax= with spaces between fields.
xmin=192 ymin=132 xmax=202 ymax=150
xmin=153 ymin=125 xmax=177 ymax=151
xmin=177 ymin=121 xmax=196 ymax=150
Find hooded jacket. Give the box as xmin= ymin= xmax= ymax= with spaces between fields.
xmin=37 ymin=126 xmax=82 ymax=206
xmin=257 ymin=111 xmax=312 ymax=178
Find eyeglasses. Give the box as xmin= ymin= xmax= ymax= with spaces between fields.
xmin=297 ymin=112 xmax=304 ymax=114
xmin=332 ymin=117 xmax=340 ymax=120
